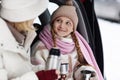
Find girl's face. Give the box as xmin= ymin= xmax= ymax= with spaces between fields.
xmin=53 ymin=17 xmax=74 ymax=37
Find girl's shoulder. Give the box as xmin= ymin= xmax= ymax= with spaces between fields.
xmin=32 ymin=41 xmax=46 ymax=49
xmin=31 ymin=41 xmax=46 ymax=54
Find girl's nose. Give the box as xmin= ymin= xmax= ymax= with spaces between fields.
xmin=59 ymin=23 xmax=64 ymax=28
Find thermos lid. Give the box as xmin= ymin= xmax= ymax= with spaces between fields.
xmin=49 ymin=48 xmax=60 ymax=56
xmin=60 ymin=63 xmax=69 ymax=74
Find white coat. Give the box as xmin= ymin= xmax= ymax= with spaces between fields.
xmin=31 ymin=25 xmax=101 ymax=80
xmin=0 ymin=18 xmax=39 ymax=80
xmin=31 ymin=37 xmax=78 ymax=80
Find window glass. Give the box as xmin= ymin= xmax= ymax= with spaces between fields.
xmin=34 ymin=2 xmax=59 ymax=24
xmin=48 ymin=2 xmax=59 ymax=15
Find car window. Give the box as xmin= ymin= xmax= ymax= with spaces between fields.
xmin=116 ymin=0 xmax=120 ymax=3
xmin=94 ymin=0 xmax=120 ymax=22
xmin=34 ymin=2 xmax=58 ymax=25
xmin=48 ymin=2 xmax=58 ymax=15
xmin=95 ymin=0 xmax=120 ymax=79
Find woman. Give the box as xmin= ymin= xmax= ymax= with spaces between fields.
xmin=31 ymin=0 xmax=104 ymax=80
xmin=0 ymin=0 xmax=59 ymax=80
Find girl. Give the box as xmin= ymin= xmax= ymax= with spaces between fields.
xmin=31 ymin=0 xmax=104 ymax=80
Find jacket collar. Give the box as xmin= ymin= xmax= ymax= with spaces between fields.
xmin=8 ymin=23 xmax=37 ymax=52
xmin=7 ymin=23 xmax=25 ymax=45
xmin=0 ymin=18 xmax=37 ymax=59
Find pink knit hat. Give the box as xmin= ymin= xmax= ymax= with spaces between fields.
xmin=51 ymin=0 xmax=78 ymax=30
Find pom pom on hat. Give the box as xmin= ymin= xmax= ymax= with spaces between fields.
xmin=51 ymin=0 xmax=78 ymax=30
xmin=0 ymin=0 xmax=49 ymax=22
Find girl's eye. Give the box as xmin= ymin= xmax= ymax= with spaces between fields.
xmin=56 ymin=19 xmax=61 ymax=23
xmin=66 ymin=21 xmax=71 ymax=26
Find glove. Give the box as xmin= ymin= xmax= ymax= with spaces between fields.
xmin=36 ymin=69 xmax=58 ymax=80
xmin=74 ymin=65 xmax=98 ymax=80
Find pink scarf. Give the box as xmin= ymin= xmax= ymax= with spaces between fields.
xmin=39 ymin=25 xmax=104 ymax=80
xmin=39 ymin=25 xmax=75 ymax=54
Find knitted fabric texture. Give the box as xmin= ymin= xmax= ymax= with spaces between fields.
xmin=36 ymin=70 xmax=58 ymax=80
xmin=51 ymin=4 xmax=78 ymax=30
xmin=0 ymin=0 xmax=48 ymax=22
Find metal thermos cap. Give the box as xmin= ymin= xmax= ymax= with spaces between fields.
xmin=49 ymin=48 xmax=60 ymax=56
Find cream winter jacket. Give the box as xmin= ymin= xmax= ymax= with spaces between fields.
xmin=0 ymin=18 xmax=39 ymax=80
xmin=31 ymin=37 xmax=79 ymax=80
xmin=31 ymin=30 xmax=100 ymax=80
